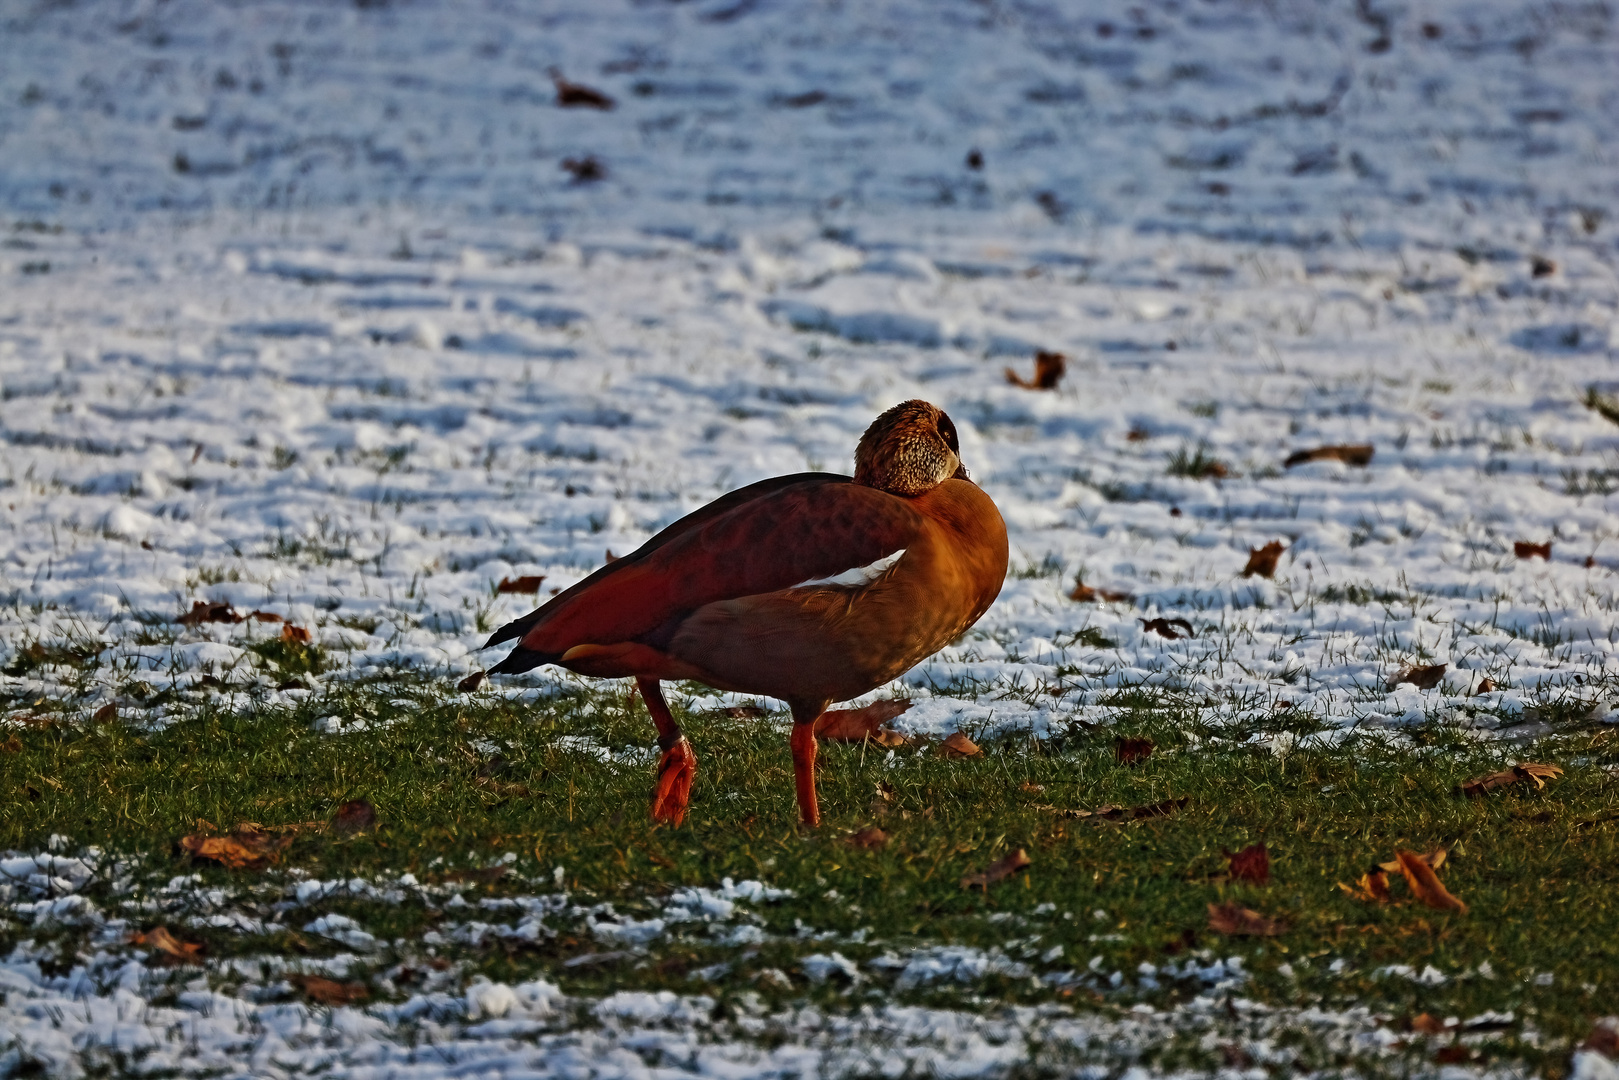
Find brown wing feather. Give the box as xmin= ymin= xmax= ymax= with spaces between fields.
xmin=491 ymin=477 xmax=923 ymax=668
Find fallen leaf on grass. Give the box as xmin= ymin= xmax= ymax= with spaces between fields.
xmin=939 ymin=731 xmax=982 ymax=758
xmin=1020 ymin=781 xmax=1046 ymax=793
xmin=1226 ymin=842 xmax=1270 ymax=884
xmin=1115 ymin=736 xmax=1155 ymax=765
xmin=1514 ymin=540 xmax=1552 ymax=560
xmin=1379 ymin=848 xmax=1447 ymax=874
xmin=1068 ymin=578 xmax=1133 ymax=603
xmin=1241 ymin=541 xmax=1285 ymax=579
xmin=1141 ymin=617 xmax=1193 ymax=640
xmin=961 ymin=848 xmax=1031 ymax=889
xmin=719 ymin=705 xmax=767 ymax=719
xmin=496 ymin=575 xmax=546 ymax=594
xmin=1458 ymin=762 xmax=1563 ymax=798
xmin=1035 ymin=796 xmax=1188 ymax=822
xmin=1394 ymin=849 xmax=1467 ymax=913
xmin=289 ymin=974 xmax=369 ymax=1006
xmin=280 ymin=624 xmax=312 ymax=645
xmin=1388 ymin=663 xmax=1446 ymax=690
xmin=1337 ymin=868 xmax=1393 ymax=903
xmin=130 ymin=926 xmax=205 ymax=965
xmin=178 ymin=601 xmax=240 ymax=626
xmin=1005 ymin=350 xmax=1066 ymax=390
xmin=179 ymin=827 xmax=292 ymax=870
xmin=1 ymin=734 xmax=21 ymax=754
xmin=456 ymin=671 xmax=487 ymax=693
xmin=1207 ymin=902 xmax=1287 ymax=936
xmin=332 ymin=799 xmax=377 ymax=836
xmin=1284 ymin=445 xmax=1374 ymax=468
xmin=549 ymin=68 xmax=615 ymax=109
xmin=845 ymin=826 xmax=890 ymax=850
xmin=92 ymin=703 xmax=117 ymax=724
xmin=816 ymin=700 xmax=912 ymax=746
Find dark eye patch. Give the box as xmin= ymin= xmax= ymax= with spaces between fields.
xmin=937 ymin=413 xmax=960 ymax=454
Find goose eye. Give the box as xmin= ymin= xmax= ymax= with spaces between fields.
xmin=937 ymin=414 xmax=960 ymax=455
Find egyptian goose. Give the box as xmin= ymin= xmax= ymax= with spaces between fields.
xmin=483 ymin=400 xmax=1008 ymax=826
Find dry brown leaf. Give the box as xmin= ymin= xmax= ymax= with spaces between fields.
xmin=1514 ymin=540 xmax=1552 ymax=560
xmin=179 ymin=827 xmax=293 ymax=871
xmin=1337 ymin=867 xmax=1393 ymax=903
xmin=1474 ymin=677 xmax=1497 ymax=695
xmin=280 ymin=624 xmax=312 ymax=645
xmin=1458 ymin=762 xmax=1562 ymax=798
xmin=1226 ymin=842 xmax=1270 ymax=884
xmin=1389 ymin=663 xmax=1446 ymax=690
xmin=1115 ymin=736 xmax=1155 ymax=765
xmin=563 ymin=156 xmax=606 ymax=182
xmin=1005 ymin=350 xmax=1066 ymax=390
xmin=1207 ymin=902 xmax=1287 ymax=936
xmin=816 ymin=700 xmax=913 ymax=745
xmin=1241 ymin=541 xmax=1285 ymax=579
xmin=92 ymin=703 xmax=117 ymax=724
xmin=178 ymin=601 xmax=240 ymax=626
xmin=248 ymin=610 xmax=284 ymax=623
xmin=1284 ymin=444 xmax=1375 ymax=468
xmin=939 ymin=731 xmax=982 ymax=759
xmin=1411 ymin=1012 xmax=1447 ymax=1035
xmin=1019 ymin=781 xmax=1046 ymax=793
xmin=549 ymin=68 xmax=615 ymax=110
xmin=1068 ymin=578 xmax=1133 ymax=603
xmin=496 ymin=575 xmax=546 ymax=594
xmin=1 ymin=734 xmax=21 ymax=754
xmin=1394 ymin=849 xmax=1467 ymax=913
xmin=1582 ymin=1022 xmax=1619 ymax=1059
xmin=1141 ymin=617 xmax=1194 ymax=640
xmin=845 ymin=826 xmax=890 ymax=850
xmin=290 ymin=974 xmax=370 ymax=1006
xmin=1040 ymin=796 xmax=1188 ymax=822
xmin=1531 ymin=256 xmax=1558 ymax=279
xmin=457 ymin=671 xmax=488 ymax=693
xmin=1379 ymin=848 xmax=1447 ymax=874
xmin=1126 ymin=426 xmax=1151 ymax=442
xmin=719 ymin=705 xmax=767 ymax=719
xmin=130 ymin=926 xmax=205 ymax=965
xmin=1434 ymin=1047 xmax=1476 ymax=1065
xmin=332 ymin=799 xmax=377 ymax=836
xmin=961 ymin=848 xmax=1031 ymax=889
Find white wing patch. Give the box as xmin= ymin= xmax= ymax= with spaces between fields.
xmin=791 ymin=548 xmax=906 ymax=590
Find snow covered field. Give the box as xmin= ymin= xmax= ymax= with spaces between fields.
xmin=3 ymin=0 xmax=1618 ymax=1074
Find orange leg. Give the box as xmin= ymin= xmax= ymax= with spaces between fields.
xmin=638 ymin=677 xmax=695 ymax=826
xmin=789 ymin=702 xmax=828 ymax=826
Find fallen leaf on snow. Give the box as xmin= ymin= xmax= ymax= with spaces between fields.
xmin=563 ymin=156 xmax=606 ymax=182
xmin=497 ymin=576 xmax=546 ymax=594
xmin=456 ymin=671 xmax=487 ymax=693
xmin=1514 ymin=540 xmax=1552 ymax=560
xmin=280 ymin=624 xmax=312 ymax=645
xmin=130 ymin=926 xmax=205 ymax=965
xmin=845 ymin=826 xmax=890 ymax=850
xmin=1115 ymin=736 xmax=1155 ymax=765
xmin=289 ymin=974 xmax=370 ymax=1005
xmin=1582 ymin=1021 xmax=1619 ymax=1059
xmin=1069 ymin=578 xmax=1133 ymax=603
xmin=248 ymin=610 xmax=284 ymax=623
xmin=1458 ymin=762 xmax=1562 ymax=798
xmin=178 ymin=601 xmax=240 ymax=626
xmin=549 ymin=68 xmax=615 ymax=109
xmin=179 ymin=827 xmax=292 ymax=870
xmin=332 ymin=799 xmax=377 ymax=836
xmin=939 ymin=731 xmax=982 ymax=758
xmin=961 ymin=848 xmax=1031 ymax=889
xmin=816 ymin=700 xmax=912 ymax=745
xmin=1226 ymin=842 xmax=1270 ymax=884
xmin=1005 ymin=350 xmax=1066 ymax=390
xmin=1474 ymin=677 xmax=1497 ymax=694
xmin=1141 ymin=617 xmax=1194 ymax=640
xmin=1284 ymin=444 xmax=1374 ymax=468
xmin=1394 ymin=849 xmax=1467 ymax=913
xmin=1410 ymin=1012 xmax=1448 ymax=1035
xmin=1388 ymin=663 xmax=1445 ymax=690
xmin=1241 ymin=541 xmax=1285 ymax=579
xmin=1207 ymin=902 xmax=1287 ymax=936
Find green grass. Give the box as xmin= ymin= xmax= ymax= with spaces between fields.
xmin=3 ymin=678 xmax=1618 ymax=1072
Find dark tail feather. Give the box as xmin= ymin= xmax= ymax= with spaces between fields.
xmin=488 ymin=644 xmax=559 ymax=676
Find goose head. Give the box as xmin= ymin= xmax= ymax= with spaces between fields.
xmin=852 ymin=399 xmax=970 ymax=496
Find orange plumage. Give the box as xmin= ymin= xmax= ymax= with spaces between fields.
xmin=484 ymin=400 xmax=1008 ymax=825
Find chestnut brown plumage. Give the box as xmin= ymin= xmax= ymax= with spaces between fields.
xmin=483 ymin=400 xmax=1008 ymax=825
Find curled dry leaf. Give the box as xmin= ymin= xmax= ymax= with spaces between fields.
xmin=1005 ymin=350 xmax=1067 ymax=391
xmin=845 ymin=825 xmax=890 ymax=850
xmin=939 ymin=731 xmax=982 ymax=759
xmin=1069 ymin=578 xmax=1133 ymax=603
xmin=130 ymin=926 xmax=205 ymax=965
xmin=178 ymin=600 xmax=240 ymax=626
xmin=1379 ymin=848 xmax=1446 ymax=874
xmin=1389 ymin=663 xmax=1446 ymax=691
xmin=496 ymin=575 xmax=546 ymax=594
xmin=290 ymin=974 xmax=370 ymax=1006
xmin=1474 ymin=677 xmax=1497 ymax=695
xmin=1207 ymin=902 xmax=1287 ymax=937
xmin=1115 ymin=736 xmax=1155 ymax=765
xmin=1514 ymin=540 xmax=1552 ymax=560
xmin=1226 ymin=842 xmax=1270 ymax=885
xmin=961 ymin=848 xmax=1031 ymax=889
xmin=1141 ymin=616 xmax=1194 ymax=640
xmin=179 ymin=827 xmax=292 ymax=871
xmin=549 ymin=68 xmax=615 ymax=110
xmin=1283 ymin=444 xmax=1374 ymax=468
xmin=332 ymin=798 xmax=377 ymax=836
xmin=280 ymin=624 xmax=312 ymax=645
xmin=92 ymin=703 xmax=117 ymax=724
xmin=1337 ymin=867 xmax=1393 ymax=903
xmin=816 ymin=700 xmax=912 ymax=746
xmin=1394 ymin=849 xmax=1467 ymax=913
xmin=720 ymin=705 xmax=768 ymax=719
xmin=1241 ymin=541 xmax=1285 ymax=579
xmin=457 ymin=671 xmax=488 ymax=693
xmin=1458 ymin=762 xmax=1562 ymax=798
